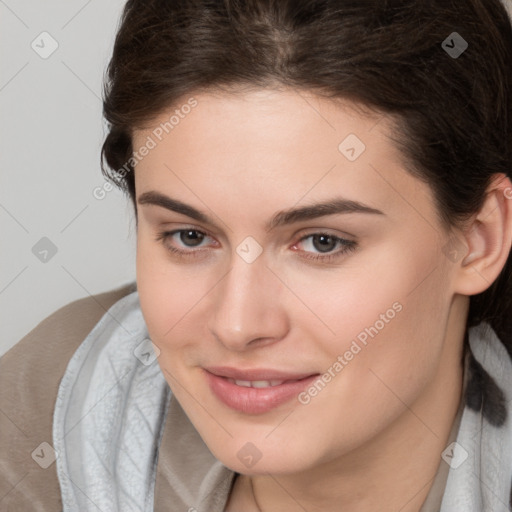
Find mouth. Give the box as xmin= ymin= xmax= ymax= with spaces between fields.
xmin=203 ymin=367 xmax=320 ymax=414
xmin=224 ymin=377 xmax=301 ymax=387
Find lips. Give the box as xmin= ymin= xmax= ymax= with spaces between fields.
xmin=203 ymin=366 xmax=320 ymax=414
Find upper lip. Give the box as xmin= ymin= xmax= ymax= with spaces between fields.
xmin=204 ymin=366 xmax=319 ymax=381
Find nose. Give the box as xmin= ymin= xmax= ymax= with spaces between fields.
xmin=207 ymin=250 xmax=290 ymax=351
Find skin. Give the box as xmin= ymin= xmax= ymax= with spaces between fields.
xmin=132 ymin=87 xmax=512 ymax=512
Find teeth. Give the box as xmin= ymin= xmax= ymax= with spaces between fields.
xmin=252 ymin=380 xmax=278 ymax=388
xmin=234 ymin=379 xmax=251 ymax=387
xmin=228 ymin=378 xmax=287 ymax=388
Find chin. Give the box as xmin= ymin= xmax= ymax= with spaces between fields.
xmin=204 ymin=434 xmax=321 ymax=476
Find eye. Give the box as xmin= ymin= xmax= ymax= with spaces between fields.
xmin=155 ymin=228 xmax=217 ymax=258
xmin=155 ymin=228 xmax=357 ymax=263
xmin=173 ymin=229 xmax=207 ymax=247
xmin=291 ymin=233 xmax=357 ymax=262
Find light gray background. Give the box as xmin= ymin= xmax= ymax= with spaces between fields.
xmin=1 ymin=0 xmax=136 ymax=356
xmin=2 ymin=1 xmax=512 ymax=357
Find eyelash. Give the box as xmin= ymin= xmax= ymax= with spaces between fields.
xmin=155 ymin=228 xmax=357 ymax=263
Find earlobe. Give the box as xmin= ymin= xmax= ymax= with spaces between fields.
xmin=453 ymin=173 xmax=512 ymax=296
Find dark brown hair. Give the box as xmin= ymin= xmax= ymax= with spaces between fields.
xmin=100 ymin=0 xmax=512 ymax=347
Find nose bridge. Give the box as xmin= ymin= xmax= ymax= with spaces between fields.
xmin=208 ymin=249 xmax=288 ymax=349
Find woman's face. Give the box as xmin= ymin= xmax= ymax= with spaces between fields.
xmin=133 ymin=88 xmax=464 ymax=474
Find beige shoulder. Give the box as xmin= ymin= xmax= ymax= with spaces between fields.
xmin=0 ymin=282 xmax=137 ymax=510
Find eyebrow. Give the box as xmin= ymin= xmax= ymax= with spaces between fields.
xmin=137 ymin=191 xmax=384 ymax=231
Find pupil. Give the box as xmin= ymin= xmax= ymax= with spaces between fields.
xmin=181 ymin=230 xmax=204 ymax=247
xmin=313 ymin=234 xmax=336 ymax=253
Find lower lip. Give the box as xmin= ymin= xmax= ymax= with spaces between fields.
xmin=204 ymin=370 xmax=320 ymax=414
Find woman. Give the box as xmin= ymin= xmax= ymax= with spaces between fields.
xmin=1 ymin=0 xmax=511 ymax=510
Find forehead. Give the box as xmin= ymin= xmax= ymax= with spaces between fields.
xmin=134 ymin=87 xmax=383 ymax=150
xmin=131 ymin=88 xmax=437 ymax=227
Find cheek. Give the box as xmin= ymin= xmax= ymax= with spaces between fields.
xmin=310 ymin=230 xmax=451 ymax=341
xmin=295 ymin=235 xmax=453 ymax=396
xmin=276 ymin=246 xmax=454 ymax=457
xmin=136 ymin=233 xmax=224 ymax=375
xmin=136 ymin=235 xmax=198 ymax=344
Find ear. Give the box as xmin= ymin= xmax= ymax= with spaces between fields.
xmin=452 ymin=173 xmax=512 ymax=296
